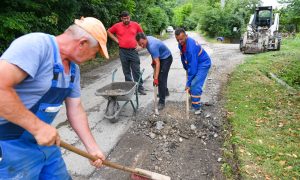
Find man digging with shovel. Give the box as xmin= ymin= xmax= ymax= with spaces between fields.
xmin=0 ymin=17 xmax=108 ymax=179
xmin=175 ymin=28 xmax=211 ymax=115
xmin=136 ymin=32 xmax=173 ymax=111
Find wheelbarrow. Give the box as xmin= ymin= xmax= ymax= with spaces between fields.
xmin=95 ymin=68 xmax=145 ymax=123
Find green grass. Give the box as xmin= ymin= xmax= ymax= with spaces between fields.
xmin=223 ymin=36 xmax=300 ymax=179
xmin=198 ymin=30 xmax=234 ymax=43
xmin=198 ymin=31 xmax=219 ymax=43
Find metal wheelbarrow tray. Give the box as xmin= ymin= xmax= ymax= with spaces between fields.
xmin=95 ymin=82 xmax=137 ymax=101
xmin=95 ymin=68 xmax=144 ymax=123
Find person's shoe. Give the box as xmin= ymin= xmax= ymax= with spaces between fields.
xmin=190 ymin=108 xmax=202 ymax=115
xmin=194 ymin=109 xmax=202 ymax=115
xmin=138 ymin=88 xmax=147 ymax=95
xmin=166 ymin=90 xmax=170 ymax=96
xmin=157 ymin=103 xmax=165 ymax=110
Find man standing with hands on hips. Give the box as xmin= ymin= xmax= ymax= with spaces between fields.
xmin=107 ymin=11 xmax=146 ymax=95
xmin=136 ymin=32 xmax=173 ymax=110
xmin=175 ymin=28 xmax=211 ymax=115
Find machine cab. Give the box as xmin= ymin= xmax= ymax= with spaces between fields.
xmin=254 ymin=6 xmax=273 ymax=28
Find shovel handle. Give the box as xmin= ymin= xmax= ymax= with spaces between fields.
xmin=59 ymin=140 xmax=149 ymax=177
xmin=186 ymin=73 xmax=189 ymax=119
xmin=153 ymin=86 xmax=159 ymax=114
xmin=186 ymin=90 xmax=189 ymax=119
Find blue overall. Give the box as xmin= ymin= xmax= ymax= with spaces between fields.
xmin=179 ymin=37 xmax=211 ymax=110
xmin=0 ymin=35 xmax=75 ymax=179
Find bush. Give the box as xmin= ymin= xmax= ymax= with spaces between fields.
xmin=200 ymin=7 xmax=243 ymax=38
xmin=141 ymin=6 xmax=169 ymax=35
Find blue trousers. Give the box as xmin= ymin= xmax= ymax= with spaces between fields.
xmin=0 ymin=139 xmax=70 ymax=180
xmin=190 ymin=66 xmax=210 ymax=110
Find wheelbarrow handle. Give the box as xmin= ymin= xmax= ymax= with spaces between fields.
xmin=112 ymin=68 xmax=118 ymax=82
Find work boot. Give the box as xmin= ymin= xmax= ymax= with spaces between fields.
xmin=190 ymin=108 xmax=202 ymax=115
xmin=194 ymin=109 xmax=202 ymax=115
xmin=158 ymin=103 xmax=165 ymax=110
xmin=138 ymin=88 xmax=147 ymax=95
xmin=166 ymin=90 xmax=170 ymax=96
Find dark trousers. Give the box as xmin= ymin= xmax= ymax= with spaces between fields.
xmin=119 ymin=48 xmax=144 ymax=89
xmin=158 ymin=55 xmax=173 ymax=104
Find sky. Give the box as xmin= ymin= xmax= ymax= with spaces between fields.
xmin=262 ymin=0 xmax=284 ymax=9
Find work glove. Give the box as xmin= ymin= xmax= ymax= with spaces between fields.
xmin=153 ymin=79 xmax=159 ymax=86
xmin=151 ymin=60 xmax=156 ymax=68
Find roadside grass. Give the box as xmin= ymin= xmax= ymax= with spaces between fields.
xmin=199 ymin=32 xmax=219 ymax=43
xmin=198 ymin=30 xmax=234 ymax=44
xmin=223 ymin=36 xmax=300 ymax=179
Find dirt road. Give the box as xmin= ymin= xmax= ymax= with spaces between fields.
xmin=69 ymin=33 xmax=245 ymax=180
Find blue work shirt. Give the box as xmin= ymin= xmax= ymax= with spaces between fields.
xmin=178 ymin=37 xmax=211 ymax=87
xmin=0 ymin=33 xmax=81 ymax=125
xmin=146 ymin=36 xmax=171 ymax=60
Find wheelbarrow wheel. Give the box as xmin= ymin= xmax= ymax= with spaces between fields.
xmin=109 ymin=117 xmax=119 ymax=123
xmin=106 ymin=99 xmax=120 ymax=123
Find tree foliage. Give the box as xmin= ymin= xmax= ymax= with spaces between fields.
xmin=0 ymin=0 xmax=175 ymax=54
xmin=172 ymin=3 xmax=193 ymax=28
xmin=2 ymin=0 xmax=297 ymax=54
xmin=278 ymin=0 xmax=300 ymax=32
xmin=171 ymin=0 xmax=260 ymax=39
xmin=140 ymin=6 xmax=169 ymax=34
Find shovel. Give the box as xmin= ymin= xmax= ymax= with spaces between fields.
xmin=186 ymin=89 xmax=189 ymax=119
xmin=153 ymin=86 xmax=159 ymax=115
xmin=60 ymin=140 xmax=170 ymax=180
xmin=186 ymin=73 xmax=189 ymax=119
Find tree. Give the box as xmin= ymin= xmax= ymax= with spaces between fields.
xmin=172 ymin=3 xmax=193 ymax=28
xmin=278 ymin=0 xmax=300 ymax=32
xmin=0 ymin=0 xmax=175 ymax=54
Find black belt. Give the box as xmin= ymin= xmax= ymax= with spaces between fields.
xmin=120 ymin=47 xmax=136 ymax=51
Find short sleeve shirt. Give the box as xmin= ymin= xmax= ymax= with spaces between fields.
xmin=108 ymin=21 xmax=143 ymax=49
xmin=146 ymin=36 xmax=171 ymax=60
xmin=0 ymin=33 xmax=81 ymax=124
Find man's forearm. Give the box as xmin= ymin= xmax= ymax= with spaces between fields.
xmin=107 ymin=31 xmax=119 ymax=44
xmin=154 ymin=58 xmax=160 ymax=79
xmin=67 ymin=102 xmax=99 ymax=152
xmin=0 ymin=87 xmax=43 ymax=135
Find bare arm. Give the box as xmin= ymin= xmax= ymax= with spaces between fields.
xmin=153 ymin=58 xmax=160 ymax=80
xmin=107 ymin=31 xmax=119 ymax=44
xmin=65 ymin=97 xmax=105 ymax=167
xmin=0 ymin=60 xmax=59 ymax=145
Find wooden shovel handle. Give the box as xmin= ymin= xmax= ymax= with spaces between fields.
xmin=59 ymin=140 xmax=149 ymax=177
xmin=186 ymin=89 xmax=189 ymax=119
xmin=186 ymin=73 xmax=189 ymax=119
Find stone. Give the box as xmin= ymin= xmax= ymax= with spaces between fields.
xmin=190 ymin=124 xmax=197 ymax=130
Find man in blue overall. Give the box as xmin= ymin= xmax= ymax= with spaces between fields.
xmin=136 ymin=32 xmax=173 ymax=110
xmin=0 ymin=17 xmax=108 ymax=179
xmin=175 ymin=28 xmax=211 ymax=115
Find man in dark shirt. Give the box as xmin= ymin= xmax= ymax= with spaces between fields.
xmin=107 ymin=11 xmax=146 ymax=95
